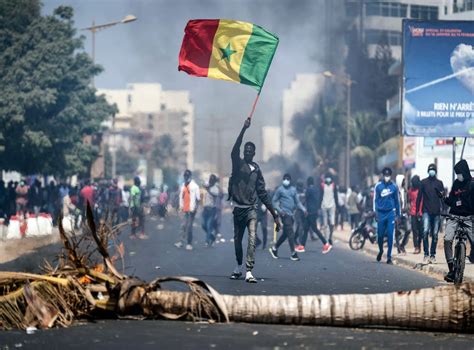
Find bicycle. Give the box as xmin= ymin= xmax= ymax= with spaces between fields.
xmin=349 ymin=211 xmax=377 ymax=250
xmin=441 ymin=214 xmax=472 ymax=284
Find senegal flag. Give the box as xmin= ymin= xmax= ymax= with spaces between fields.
xmin=178 ymin=19 xmax=279 ymax=91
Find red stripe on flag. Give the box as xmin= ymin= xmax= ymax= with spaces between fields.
xmin=178 ymin=19 xmax=219 ymax=77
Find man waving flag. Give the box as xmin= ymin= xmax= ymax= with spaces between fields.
xmin=178 ymin=19 xmax=279 ymax=94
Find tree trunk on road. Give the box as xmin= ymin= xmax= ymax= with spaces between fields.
xmin=146 ymin=283 xmax=473 ymax=332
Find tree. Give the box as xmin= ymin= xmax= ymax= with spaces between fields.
xmin=0 ymin=2 xmax=116 ymax=177
xmin=292 ymin=103 xmax=347 ymax=175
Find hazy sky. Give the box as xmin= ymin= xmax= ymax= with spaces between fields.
xmin=42 ymin=0 xmax=329 ymax=165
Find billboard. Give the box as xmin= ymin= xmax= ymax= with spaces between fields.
xmin=402 ymin=20 xmax=474 ymax=137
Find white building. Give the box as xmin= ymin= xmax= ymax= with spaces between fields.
xmin=440 ymin=0 xmax=474 ymax=19
xmin=281 ymin=74 xmax=325 ymax=157
xmin=98 ymin=83 xmax=194 ymax=170
xmin=261 ymin=126 xmax=281 ymax=162
xmin=345 ymin=0 xmax=442 ymax=59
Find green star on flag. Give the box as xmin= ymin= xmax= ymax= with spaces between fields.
xmin=220 ymin=43 xmax=237 ymax=61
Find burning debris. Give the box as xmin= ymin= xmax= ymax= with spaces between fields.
xmin=0 ymin=203 xmax=472 ymax=332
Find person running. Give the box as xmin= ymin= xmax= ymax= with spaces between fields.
xmin=407 ymin=175 xmax=423 ymax=254
xmin=374 ymin=167 xmax=400 ymax=265
xmin=202 ymin=174 xmax=219 ymax=247
xmin=416 ymin=164 xmax=445 ymax=264
xmin=130 ymin=176 xmax=146 ymax=239
xmin=299 ymin=176 xmax=332 ymax=254
xmin=269 ymin=173 xmax=307 ymax=261
xmin=443 ymin=159 xmax=474 ymax=282
xmin=174 ymin=170 xmax=200 ymax=251
xmin=229 ymin=118 xmax=280 ymax=283
xmin=320 ymin=175 xmax=338 ymax=245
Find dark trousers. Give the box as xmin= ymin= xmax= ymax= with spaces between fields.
xmin=256 ymin=212 xmax=268 ymax=248
xmin=202 ymin=206 xmax=216 ymax=245
xmin=294 ymin=209 xmax=305 ymax=246
xmin=422 ymin=213 xmax=440 ymax=257
xmin=410 ymin=215 xmax=422 ymax=249
xmin=131 ymin=207 xmax=144 ymax=235
xmin=350 ymin=213 xmax=360 ymax=229
xmin=395 ymin=215 xmax=410 ymax=251
xmin=233 ymin=207 xmax=257 ymax=271
xmin=180 ymin=211 xmax=196 ymax=244
xmin=301 ymin=213 xmax=327 ymax=246
xmin=275 ymin=215 xmax=296 ymax=253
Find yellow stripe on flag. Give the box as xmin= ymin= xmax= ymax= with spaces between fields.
xmin=208 ymin=20 xmax=253 ymax=83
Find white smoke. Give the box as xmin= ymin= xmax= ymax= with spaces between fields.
xmin=450 ymin=43 xmax=474 ymax=94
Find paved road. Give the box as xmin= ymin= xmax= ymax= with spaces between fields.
xmin=1 ymin=212 xmax=473 ymax=349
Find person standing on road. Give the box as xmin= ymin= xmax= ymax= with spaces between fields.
xmin=347 ymin=186 xmax=360 ymax=230
xmin=294 ymin=180 xmax=306 ymax=252
xmin=416 ymin=164 xmax=445 ymax=264
xmin=229 ymin=118 xmax=280 ymax=283
xmin=320 ymin=175 xmax=338 ymax=245
xmin=300 ymin=176 xmax=332 ymax=254
xmin=175 ymin=170 xmax=200 ymax=251
xmin=443 ymin=159 xmax=474 ymax=282
xmin=395 ymin=174 xmax=410 ymax=255
xmin=130 ymin=176 xmax=146 ymax=240
xmin=407 ymin=175 xmax=423 ymax=254
xmin=202 ymin=174 xmax=219 ymax=247
xmin=269 ymin=174 xmax=307 ymax=261
xmin=374 ymin=167 xmax=400 ymax=265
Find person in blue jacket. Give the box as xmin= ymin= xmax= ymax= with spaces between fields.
xmin=373 ymin=167 xmax=401 ymax=264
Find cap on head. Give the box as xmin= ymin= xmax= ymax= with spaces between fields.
xmin=382 ymin=167 xmax=392 ymax=176
xmin=427 ymin=163 xmax=437 ymax=172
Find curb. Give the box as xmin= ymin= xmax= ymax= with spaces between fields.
xmin=333 ymin=231 xmax=473 ymax=283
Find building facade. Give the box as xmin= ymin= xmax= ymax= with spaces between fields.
xmin=98 ymin=83 xmax=194 ymax=171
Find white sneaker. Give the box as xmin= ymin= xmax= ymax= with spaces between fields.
xmin=174 ymin=241 xmax=183 ymax=248
xmin=429 ymin=256 xmax=436 ymax=264
xmin=245 ymin=271 xmax=257 ymax=283
xmin=185 ymin=244 xmax=193 ymax=251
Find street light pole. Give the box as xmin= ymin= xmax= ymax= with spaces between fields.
xmin=346 ymin=75 xmax=352 ymax=189
xmin=323 ymin=71 xmax=353 ymax=188
xmin=81 ymin=15 xmax=137 ymax=87
xmin=81 ymin=15 xmax=137 ymax=179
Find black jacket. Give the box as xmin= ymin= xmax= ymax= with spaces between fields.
xmin=229 ymin=136 xmax=273 ymax=212
xmin=416 ymin=176 xmax=444 ymax=215
xmin=446 ymin=159 xmax=474 ymax=216
xmin=305 ymin=185 xmax=322 ymax=214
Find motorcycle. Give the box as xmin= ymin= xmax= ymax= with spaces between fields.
xmin=349 ymin=211 xmax=377 ymax=250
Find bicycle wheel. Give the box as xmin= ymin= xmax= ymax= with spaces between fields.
xmin=454 ymin=242 xmax=466 ymax=285
xmin=349 ymin=230 xmax=366 ymax=250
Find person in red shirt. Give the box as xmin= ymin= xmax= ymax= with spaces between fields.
xmin=80 ymin=180 xmax=95 ymax=211
xmin=408 ymin=175 xmax=423 ymax=254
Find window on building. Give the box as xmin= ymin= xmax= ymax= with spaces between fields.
xmin=366 ymin=2 xmax=407 ymax=17
xmin=160 ymin=103 xmax=166 ymax=111
xmin=410 ymin=5 xmax=438 ymax=20
xmin=127 ymin=94 xmax=132 ymax=104
xmin=366 ymin=29 xmax=402 ymax=46
xmin=345 ymin=1 xmax=358 ymax=17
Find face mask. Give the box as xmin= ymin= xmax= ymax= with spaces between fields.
xmin=325 ymin=178 xmax=331 ymax=184
xmin=456 ymin=173 xmax=464 ymax=182
xmin=384 ymin=176 xmax=391 ymax=183
xmin=282 ymin=179 xmax=290 ymax=187
xmin=428 ymin=170 xmax=436 ymax=177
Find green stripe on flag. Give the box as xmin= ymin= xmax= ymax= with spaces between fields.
xmin=239 ymin=25 xmax=279 ymax=91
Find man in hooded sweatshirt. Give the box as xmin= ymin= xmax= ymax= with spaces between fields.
xmin=443 ymin=159 xmax=474 ymax=282
xmin=416 ymin=164 xmax=445 ymax=264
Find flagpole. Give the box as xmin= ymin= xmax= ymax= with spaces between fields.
xmin=248 ymin=92 xmax=260 ymax=120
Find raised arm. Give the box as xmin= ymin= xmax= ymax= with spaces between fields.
xmin=231 ymin=118 xmax=251 ymax=164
